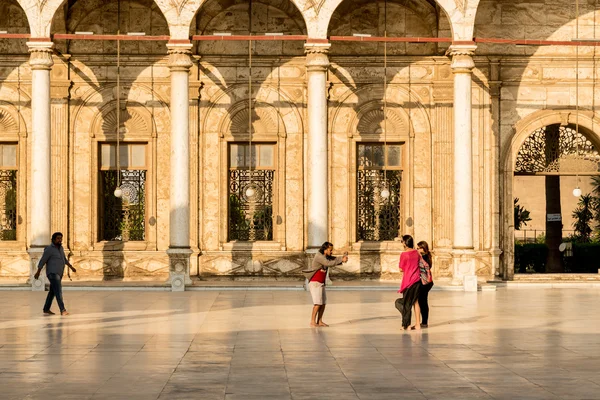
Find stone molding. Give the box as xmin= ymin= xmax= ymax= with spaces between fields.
xmin=448 ymin=44 xmax=476 ymax=74
xmin=167 ymin=43 xmax=193 ymax=72
xmin=27 ymin=42 xmax=54 ymax=71
xmin=304 ymin=43 xmax=330 ymax=72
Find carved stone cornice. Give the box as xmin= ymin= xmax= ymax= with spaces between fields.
xmin=167 ymin=43 xmax=193 ymax=72
xmin=447 ymin=44 xmax=476 ymax=74
xmin=27 ymin=42 xmax=54 ymax=71
xmin=304 ymin=43 xmax=330 ymax=72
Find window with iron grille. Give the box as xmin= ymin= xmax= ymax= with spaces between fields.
xmin=357 ymin=143 xmax=402 ymax=241
xmin=99 ymin=143 xmax=146 ymax=241
xmin=0 ymin=144 xmax=17 ymax=241
xmin=228 ymin=143 xmax=275 ymax=241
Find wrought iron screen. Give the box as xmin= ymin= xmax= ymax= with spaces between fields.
xmin=357 ymin=169 xmax=402 ymax=241
xmin=515 ymin=125 xmax=600 ymax=174
xmin=0 ymin=170 xmax=17 ymax=241
xmin=228 ymin=169 xmax=274 ymax=241
xmin=357 ymin=143 xmax=402 ymax=241
xmin=100 ymin=170 xmax=146 ymax=241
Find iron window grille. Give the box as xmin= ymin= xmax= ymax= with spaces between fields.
xmin=228 ymin=144 xmax=275 ymax=241
xmin=99 ymin=143 xmax=147 ymax=241
xmin=0 ymin=144 xmax=17 ymax=241
xmin=357 ymin=143 xmax=402 ymax=241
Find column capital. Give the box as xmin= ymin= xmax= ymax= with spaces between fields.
xmin=304 ymin=43 xmax=330 ymax=72
xmin=27 ymin=42 xmax=54 ymax=71
xmin=167 ymin=43 xmax=194 ymax=72
xmin=448 ymin=44 xmax=476 ymax=73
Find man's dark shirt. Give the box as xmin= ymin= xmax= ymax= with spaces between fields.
xmin=37 ymin=243 xmax=69 ymax=278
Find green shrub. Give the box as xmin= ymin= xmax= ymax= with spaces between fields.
xmin=570 ymin=243 xmax=600 ymax=273
xmin=514 ymin=243 xmax=548 ymax=273
xmin=515 ymin=242 xmax=600 ymax=273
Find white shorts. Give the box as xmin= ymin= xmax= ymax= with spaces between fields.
xmin=308 ymin=281 xmax=326 ymax=305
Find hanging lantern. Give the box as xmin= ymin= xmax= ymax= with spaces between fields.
xmin=245 ymin=185 xmax=256 ymax=199
xmin=114 ymin=186 xmax=123 ymax=198
xmin=380 ymin=187 xmax=390 ymax=199
xmin=573 ymin=187 xmax=582 ymax=197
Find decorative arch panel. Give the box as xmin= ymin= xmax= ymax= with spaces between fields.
xmin=515 ymin=124 xmax=600 ymax=175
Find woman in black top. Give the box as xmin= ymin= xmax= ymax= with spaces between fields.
xmin=417 ymin=241 xmax=433 ymax=328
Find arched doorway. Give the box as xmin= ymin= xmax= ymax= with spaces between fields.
xmin=503 ymin=112 xmax=600 ymax=278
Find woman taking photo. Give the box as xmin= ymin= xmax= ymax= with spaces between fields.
xmin=417 ymin=241 xmax=433 ymax=328
xmin=303 ymin=241 xmax=348 ymax=327
xmin=395 ymin=235 xmax=422 ymax=330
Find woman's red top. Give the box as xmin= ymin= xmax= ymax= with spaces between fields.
xmin=398 ymin=249 xmax=421 ymax=293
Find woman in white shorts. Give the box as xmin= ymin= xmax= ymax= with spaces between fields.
xmin=303 ymin=242 xmax=348 ymax=327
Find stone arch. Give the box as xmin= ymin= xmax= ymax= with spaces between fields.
xmin=327 ymin=0 xmax=442 ymax=55
xmin=503 ymin=110 xmax=600 ymax=175
xmin=50 ymin=0 xmax=169 ymax=55
xmin=70 ymin=84 xmax=169 ymax=247
xmin=221 ymin=101 xmax=285 ymax=137
xmin=501 ymin=110 xmax=600 ymax=279
xmin=319 ymin=0 xmax=457 ymax=41
xmin=192 ymin=0 xmax=307 ymax=55
xmin=72 ymin=84 xmax=169 ymax=135
xmin=0 ymin=0 xmax=30 ymax=54
xmin=91 ymin=101 xmax=155 ymax=137
xmin=329 ymin=83 xmax=432 ymax=250
xmin=187 ymin=0 xmax=310 ymax=40
xmin=330 ymin=84 xmax=431 ymax=138
xmin=202 ymin=84 xmax=303 ymax=137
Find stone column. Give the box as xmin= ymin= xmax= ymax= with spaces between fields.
xmin=489 ymin=58 xmax=503 ymax=280
xmin=27 ymin=41 xmax=54 ymax=291
xmin=305 ymin=43 xmax=331 ymax=249
xmin=449 ymin=44 xmax=478 ymax=290
xmin=167 ymin=43 xmax=193 ymax=291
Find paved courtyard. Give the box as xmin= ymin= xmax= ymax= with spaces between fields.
xmin=0 ymin=288 xmax=599 ymax=400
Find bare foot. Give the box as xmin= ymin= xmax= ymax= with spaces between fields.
xmin=410 ymin=325 xmax=421 ymax=331
xmin=310 ymin=322 xmax=318 ymax=327
xmin=317 ymin=322 xmax=329 ymax=327
xmin=61 ymin=311 xmax=70 ymax=316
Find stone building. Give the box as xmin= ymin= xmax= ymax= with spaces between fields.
xmin=1 ymin=0 xmax=599 ymax=288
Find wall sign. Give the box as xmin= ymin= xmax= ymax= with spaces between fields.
xmin=546 ymin=213 xmax=562 ymax=222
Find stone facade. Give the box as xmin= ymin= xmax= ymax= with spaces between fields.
xmin=0 ymin=0 xmax=598 ymax=285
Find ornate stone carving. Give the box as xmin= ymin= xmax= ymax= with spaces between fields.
xmin=102 ymin=108 xmax=151 ymax=136
xmin=356 ymin=108 xmax=405 ymax=136
xmin=0 ymin=109 xmax=18 ymax=133
xmin=229 ymin=104 xmax=279 ymax=134
xmin=448 ymin=44 xmax=476 ymax=74
xmin=515 ymin=125 xmax=600 ymax=174
xmin=27 ymin=42 xmax=54 ymax=71
xmin=167 ymin=44 xmax=193 ymax=72
xmin=304 ymin=43 xmax=330 ymax=72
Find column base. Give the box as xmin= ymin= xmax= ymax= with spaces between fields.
xmin=28 ymin=247 xmax=46 ymax=292
xmin=451 ymin=248 xmax=477 ymax=291
xmin=167 ymin=248 xmax=193 ymax=292
xmin=490 ymin=248 xmax=502 ymax=279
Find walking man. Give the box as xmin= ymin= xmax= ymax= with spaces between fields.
xmin=34 ymin=232 xmax=76 ymax=316
xmin=303 ymin=242 xmax=348 ymax=327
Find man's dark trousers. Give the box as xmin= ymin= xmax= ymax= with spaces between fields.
xmin=43 ymin=273 xmax=65 ymax=312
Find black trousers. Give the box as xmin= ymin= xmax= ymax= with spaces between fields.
xmin=394 ymin=281 xmax=421 ymax=329
xmin=418 ymin=282 xmax=433 ymax=325
xmin=43 ymin=273 xmax=66 ymax=312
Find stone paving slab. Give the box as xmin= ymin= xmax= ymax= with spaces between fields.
xmin=1 ymin=289 xmax=600 ymax=399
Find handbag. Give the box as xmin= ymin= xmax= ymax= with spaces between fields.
xmin=419 ymin=256 xmax=433 ymax=285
